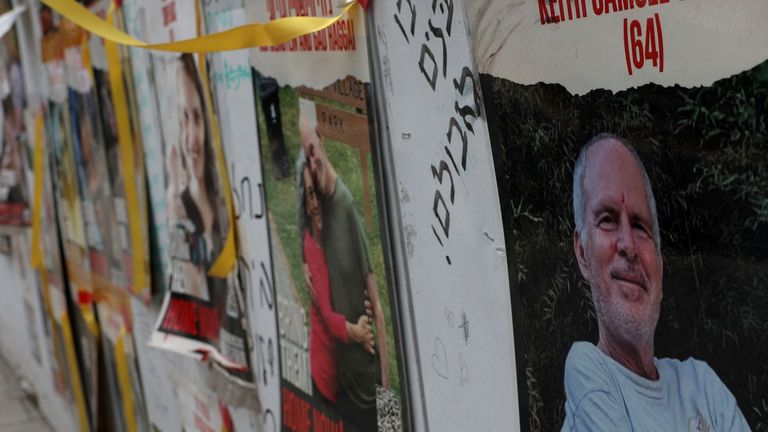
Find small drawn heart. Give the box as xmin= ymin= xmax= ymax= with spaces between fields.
xmin=431 ymin=337 xmax=449 ymax=379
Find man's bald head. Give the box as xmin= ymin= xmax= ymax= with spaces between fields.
xmin=572 ymin=133 xmax=661 ymax=250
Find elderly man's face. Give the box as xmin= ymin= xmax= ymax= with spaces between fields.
xmin=300 ymin=121 xmax=327 ymax=194
xmin=574 ymin=139 xmax=663 ymax=344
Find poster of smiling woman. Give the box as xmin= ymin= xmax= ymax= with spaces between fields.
xmin=465 ymin=1 xmax=768 ymax=430
xmin=142 ymin=0 xmax=253 ymax=389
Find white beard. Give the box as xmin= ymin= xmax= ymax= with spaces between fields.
xmin=591 ymin=279 xmax=660 ymax=346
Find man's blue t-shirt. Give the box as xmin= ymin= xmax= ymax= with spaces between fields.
xmin=561 ymin=342 xmax=749 ymax=431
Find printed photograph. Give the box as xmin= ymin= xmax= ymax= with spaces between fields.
xmin=69 ymin=86 xmax=115 ymax=278
xmin=39 ymin=154 xmax=78 ymax=406
xmin=45 ymin=94 xmax=89 ymax=412
xmin=93 ymin=57 xmax=130 ymax=290
xmin=256 ymin=75 xmax=403 ymax=432
xmin=153 ymin=53 xmax=252 ymax=377
xmin=165 ymin=53 xmax=229 ymax=299
xmin=39 ymin=23 xmax=102 ymax=426
xmin=484 ymin=60 xmax=768 ymax=431
xmin=0 ymin=41 xmax=30 ymax=226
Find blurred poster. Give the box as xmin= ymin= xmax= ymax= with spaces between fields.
xmin=203 ymin=0 xmax=280 ymax=424
xmin=468 ymin=1 xmax=768 ymax=430
xmin=149 ymin=51 xmax=247 ymax=372
xmin=143 ymin=2 xmax=252 ymax=381
xmin=40 ymin=9 xmax=99 ymax=429
xmin=121 ymin=0 xmax=169 ymax=298
xmin=62 ymin=18 xmax=122 ymax=297
xmin=86 ymin=0 xmax=151 ymax=300
xmin=62 ymin=20 xmax=121 ymax=430
xmin=0 ymin=0 xmax=30 ymax=227
xmin=174 ymin=375 xmax=236 ymax=432
xmin=80 ymin=2 xmax=152 ymax=427
xmin=34 ymin=109 xmax=87 ymax=432
xmin=246 ymin=1 xmax=406 ymax=424
xmin=15 ymin=231 xmax=42 ymax=366
xmin=120 ymin=1 xmax=196 ymax=430
xmin=98 ymin=293 xmax=150 ymax=432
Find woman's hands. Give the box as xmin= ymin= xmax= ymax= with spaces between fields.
xmin=347 ymin=315 xmax=375 ymax=355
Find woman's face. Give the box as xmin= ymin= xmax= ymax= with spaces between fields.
xmin=179 ymin=70 xmax=205 ymax=183
xmin=304 ymin=167 xmax=322 ymax=232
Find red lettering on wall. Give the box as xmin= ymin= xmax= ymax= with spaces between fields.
xmin=162 ymin=2 xmax=176 ymax=26
xmin=313 ymin=408 xmax=344 ymax=432
xmin=282 ymin=388 xmax=311 ymax=432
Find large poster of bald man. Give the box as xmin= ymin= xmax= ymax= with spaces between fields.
xmin=467 ymin=1 xmax=768 ymax=430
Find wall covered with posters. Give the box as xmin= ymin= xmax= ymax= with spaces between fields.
xmin=0 ymin=0 xmax=764 ymax=432
xmin=0 ymin=0 xmax=442 ymax=431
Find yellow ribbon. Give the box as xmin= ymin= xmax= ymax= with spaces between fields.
xmin=29 ymin=137 xmax=71 ymax=422
xmin=207 ymin=136 xmax=236 ymax=279
xmin=80 ymin=33 xmax=94 ymax=83
xmin=114 ymin=327 xmax=138 ymax=432
xmin=30 ymin=114 xmax=45 ymax=269
xmin=61 ymin=312 xmax=92 ymax=432
xmin=80 ymin=305 xmax=101 ymax=337
xmin=41 ymin=0 xmax=358 ymax=52
xmin=193 ymin=3 xmax=236 ymax=278
xmin=28 ymin=130 xmax=65 ymax=391
xmin=28 ymin=112 xmax=50 ymax=320
xmin=104 ymin=3 xmax=147 ymax=296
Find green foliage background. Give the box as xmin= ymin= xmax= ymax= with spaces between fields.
xmin=485 ymin=61 xmax=768 ymax=431
xmin=255 ymin=85 xmax=399 ymax=396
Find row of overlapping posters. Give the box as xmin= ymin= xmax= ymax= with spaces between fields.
xmin=0 ymin=0 xmax=410 ymax=431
